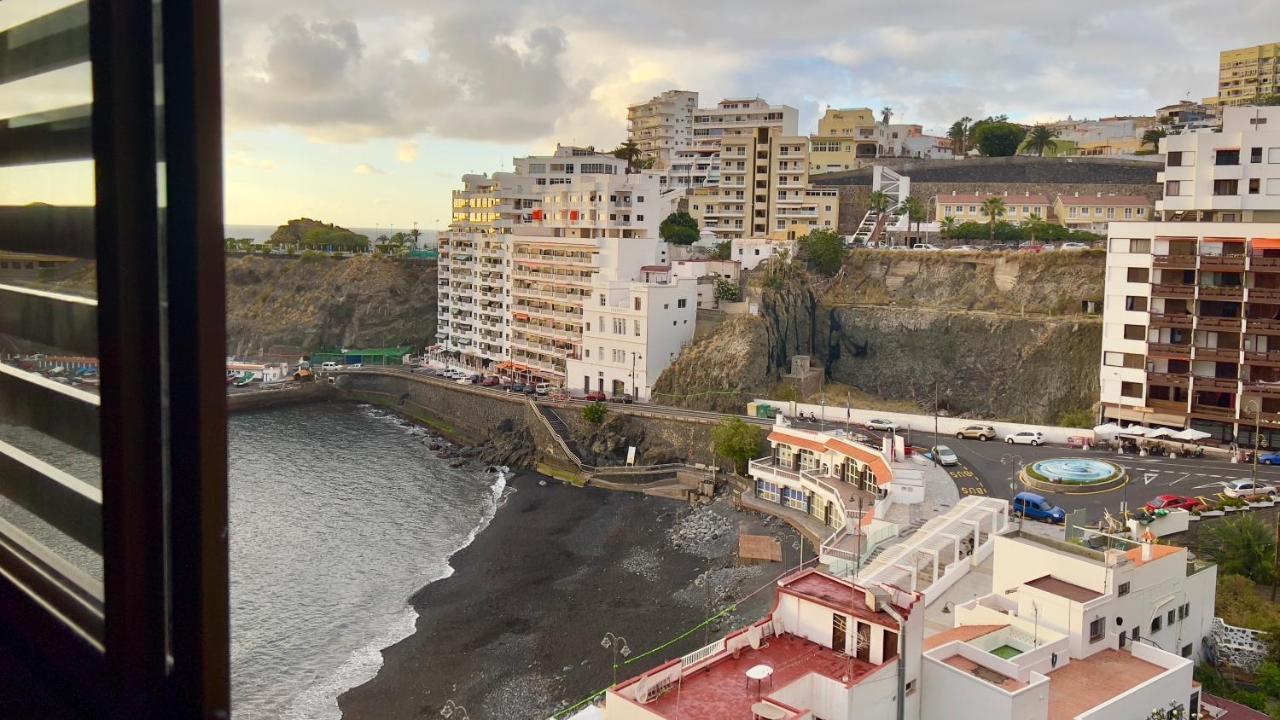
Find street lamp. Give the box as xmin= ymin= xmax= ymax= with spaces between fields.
xmin=1246 ymin=399 xmax=1262 ymax=485
xmin=440 ymin=700 xmax=470 ymax=719
xmin=1000 ymin=454 xmax=1025 ymax=529
xmin=601 ymin=632 xmax=632 ymax=685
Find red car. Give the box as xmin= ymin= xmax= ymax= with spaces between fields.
xmin=583 ymin=391 xmax=607 ymax=402
xmin=1144 ymin=494 xmax=1203 ymax=514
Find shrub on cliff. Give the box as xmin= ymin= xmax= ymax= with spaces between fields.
xmin=800 ymin=230 xmax=845 ymax=276
xmin=713 ymin=278 xmax=742 ymax=303
xmin=582 ymin=402 xmax=607 ymax=425
xmin=713 ymin=417 xmax=763 ymax=474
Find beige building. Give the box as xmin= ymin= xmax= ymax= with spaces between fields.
xmin=808 ymin=107 xmax=882 ymax=174
xmin=626 ymin=90 xmax=698 ymax=170
xmin=935 ymin=192 xmax=1051 ymax=225
xmin=1055 ymin=193 xmax=1153 ymax=233
xmin=1206 ymin=42 xmax=1280 ymax=111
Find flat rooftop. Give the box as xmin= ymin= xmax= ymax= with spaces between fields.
xmin=943 ymin=654 xmax=1027 ymax=691
xmin=781 ymin=570 xmax=911 ymax=624
xmin=1047 ymin=649 xmax=1165 ymax=720
xmin=1026 ymin=575 xmax=1103 ymax=603
xmin=642 ymin=632 xmax=881 ymax=720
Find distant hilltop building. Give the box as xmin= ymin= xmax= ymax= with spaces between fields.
xmin=809 ymin=107 xmax=952 ymax=174
xmin=1205 ymin=41 xmax=1280 ymax=112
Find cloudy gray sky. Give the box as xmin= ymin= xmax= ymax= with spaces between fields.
xmin=215 ymin=0 xmax=1280 ymax=227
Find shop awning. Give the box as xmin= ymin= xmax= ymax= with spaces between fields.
xmin=1252 ymin=238 xmax=1280 ymax=252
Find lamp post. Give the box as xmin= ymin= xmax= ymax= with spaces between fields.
xmin=631 ymin=351 xmax=637 ymax=400
xmin=1246 ymin=399 xmax=1262 ymax=485
xmin=1001 ymin=454 xmax=1025 ymax=529
xmin=440 ymin=700 xmax=470 ymax=720
xmin=933 ymin=381 xmax=940 ymax=466
xmin=601 ymin=632 xmax=632 ymax=686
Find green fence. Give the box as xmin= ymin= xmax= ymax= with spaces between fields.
xmin=309 ymin=346 xmax=413 ymax=366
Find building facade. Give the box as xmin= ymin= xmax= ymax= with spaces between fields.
xmin=1099 ymin=107 xmax=1280 ymax=442
xmin=1054 ymin=194 xmax=1153 ymax=233
xmin=626 ymin=90 xmax=698 ymax=170
xmin=1206 ymin=42 xmax=1280 ymax=111
xmin=935 ymin=192 xmax=1052 ymax=225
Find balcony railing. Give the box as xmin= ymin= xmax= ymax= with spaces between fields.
xmin=1251 ymin=257 xmax=1280 ymax=270
xmin=1147 ymin=372 xmax=1190 ymax=388
xmin=1194 ymin=376 xmax=1239 ymax=391
xmin=1197 ymin=316 xmax=1243 ymax=331
xmin=1247 ymin=317 xmax=1280 ymax=332
xmin=1153 ymin=254 xmax=1198 ymax=269
xmin=1244 ymin=381 xmax=1280 ymax=397
xmin=1200 ymin=255 xmax=1247 ymax=270
xmin=1148 ymin=399 xmax=1189 ymax=414
xmin=1152 ymin=284 xmax=1196 ymax=298
xmin=1148 ymin=343 xmax=1192 ymax=357
xmin=1195 ymin=346 xmax=1241 ymax=362
xmin=1245 ymin=350 xmax=1280 ymax=365
xmin=1250 ymin=287 xmax=1280 ymax=303
xmin=1199 ymin=285 xmax=1244 ymax=301
xmin=1149 ymin=313 xmax=1194 ymax=329
xmin=1191 ymin=403 xmax=1237 ymax=419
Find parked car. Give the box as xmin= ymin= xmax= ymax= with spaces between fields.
xmin=481 ymin=376 xmax=500 ymax=386
xmin=469 ymin=374 xmax=483 ymax=384
xmin=1259 ymin=451 xmax=1280 ymax=465
xmin=1013 ymin=492 xmax=1066 ymax=523
xmin=910 ymin=243 xmax=941 ymax=251
xmin=534 ymin=382 xmax=553 ymax=395
xmin=584 ymin=391 xmax=607 ymax=402
xmin=1223 ymin=479 xmax=1278 ymax=498
xmin=319 ymin=361 xmax=340 ymax=371
xmin=866 ymin=418 xmax=899 ymax=431
xmin=1005 ymin=430 xmax=1045 ymax=446
xmin=1144 ymin=494 xmax=1203 ymax=514
xmin=1017 ymin=242 xmax=1045 ymax=254
xmin=347 ymin=363 xmax=363 ymax=369
xmin=510 ymin=383 xmax=526 ymax=393
xmin=1059 ymin=242 xmax=1090 ymax=252
xmin=930 ymin=445 xmax=959 ymax=466
xmin=956 ymin=424 xmax=997 ymax=441
xmin=945 ymin=245 xmax=979 ymax=252
xmin=608 ymin=394 xmax=634 ymax=404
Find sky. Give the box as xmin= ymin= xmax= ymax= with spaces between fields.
xmin=5 ymin=0 xmax=1280 ymax=231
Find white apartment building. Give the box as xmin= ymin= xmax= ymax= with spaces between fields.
xmin=564 ymin=271 xmax=697 ymax=400
xmin=1099 ymin=107 xmax=1280 ymax=441
xmin=626 ymin=90 xmax=698 ymax=170
xmin=732 ymin=235 xmax=796 ymax=270
xmin=668 ymin=96 xmax=798 ymax=191
xmin=926 ymin=530 xmax=1210 ymax=720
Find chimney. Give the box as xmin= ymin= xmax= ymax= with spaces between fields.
xmin=865 ymin=588 xmax=878 ymax=612
xmin=1141 ymin=543 xmax=1153 ymax=562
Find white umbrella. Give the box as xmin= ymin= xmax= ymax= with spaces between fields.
xmin=1172 ymin=428 xmax=1211 ymax=441
xmin=1145 ymin=427 xmax=1176 ymax=439
xmin=1119 ymin=425 xmax=1153 ymax=436
xmin=1093 ymin=423 xmax=1123 ymax=435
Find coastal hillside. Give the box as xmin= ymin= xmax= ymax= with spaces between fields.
xmin=655 ymin=250 xmax=1104 ymax=424
xmin=225 ymin=254 xmax=437 ymax=358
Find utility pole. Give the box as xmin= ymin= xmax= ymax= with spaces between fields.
xmin=933 ymin=380 xmax=940 ymax=466
xmin=1251 ymin=401 xmax=1262 ymax=485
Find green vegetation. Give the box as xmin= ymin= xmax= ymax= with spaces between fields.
xmin=971 ymin=118 xmax=1027 ymax=157
xmin=1206 ymin=517 xmax=1277 ymax=585
xmin=299 ymin=250 xmax=327 ymax=263
xmin=903 ymin=195 xmax=927 ymax=236
xmin=801 ymin=230 xmax=846 ymax=276
xmin=1257 ymin=94 xmax=1280 ymax=107
xmin=867 ymin=190 xmax=892 ymax=213
xmin=224 ymin=237 xmax=256 ymax=252
xmin=1021 ymin=126 xmax=1059 ymax=157
xmin=302 ymin=226 xmax=369 ymax=252
xmin=1141 ymin=128 xmax=1167 ymax=153
xmin=712 ymin=240 xmax=732 ymax=260
xmin=582 ymin=402 xmax=608 ymax=425
xmin=713 ymin=278 xmax=742 ymax=303
xmin=1198 ymin=574 xmax=1280 ymax=714
xmin=939 ymin=216 xmax=956 ymax=242
xmin=610 ymin=140 xmax=646 ymax=172
xmin=1057 ymin=409 xmax=1093 ymax=428
xmin=981 ymin=197 xmax=1007 ymax=243
xmin=712 ymin=417 xmax=763 ymax=474
xmin=947 ymin=116 xmax=973 ymax=156
xmin=941 ymin=219 xmax=1104 ymax=245
xmin=660 ymin=211 xmax=700 ymax=245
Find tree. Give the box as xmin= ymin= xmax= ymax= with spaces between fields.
xmin=711 ymin=240 xmax=732 ymax=260
xmin=867 ymin=190 xmax=892 ymax=213
xmin=1254 ymin=94 xmax=1280 ymax=106
xmin=880 ymin=106 xmax=893 ymax=126
xmin=611 ymin=140 xmax=644 ymax=173
xmin=948 ymin=117 xmax=972 ymax=156
xmin=712 ymin=417 xmax=763 ymax=474
xmin=582 ymin=402 xmax=607 ymax=425
xmin=939 ymin=216 xmax=956 ymax=243
xmin=1141 ymin=128 xmax=1167 ymax=153
xmin=659 ymin=211 xmax=700 ymax=245
xmin=1022 ymin=126 xmax=1059 ymax=156
xmin=981 ymin=197 xmax=1007 ymax=244
xmin=972 ymin=122 xmax=1027 ymax=157
xmin=902 ymin=195 xmax=927 ymax=237
xmin=802 ymin=229 xmax=846 ymax=276
xmin=713 ymin=278 xmax=742 ymax=303
xmin=1025 ymin=213 xmax=1048 ymax=244
xmin=1206 ymin=518 xmax=1277 ymax=585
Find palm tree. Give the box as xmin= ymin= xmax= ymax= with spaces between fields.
xmin=611 ymin=140 xmax=644 ymax=173
xmin=1025 ymin=213 xmax=1047 ymax=245
xmin=948 ymin=116 xmax=972 ymax=155
xmin=939 ymin=216 xmax=956 ymax=245
xmin=903 ymin=196 xmax=927 ymax=238
xmin=867 ymin=190 xmax=891 ymax=214
xmin=1141 ymin=128 xmax=1167 ymax=153
xmin=981 ymin=197 xmax=1007 ymax=244
xmin=1022 ymin=126 xmax=1059 ymax=156
xmin=880 ymin=107 xmax=893 ymax=126
xmin=1205 ymin=516 xmax=1276 ymax=585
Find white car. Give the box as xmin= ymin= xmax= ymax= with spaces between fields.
xmin=1059 ymin=242 xmax=1090 ymax=251
xmin=1005 ymin=430 xmax=1045 ymax=446
xmin=866 ymin=418 xmax=899 ymax=432
xmin=1223 ymin=480 xmax=1278 ymax=498
xmin=931 ymin=445 xmax=959 ymax=466
xmin=945 ymin=245 xmax=979 ymax=252
xmin=911 ymin=243 xmax=941 ymax=251
xmin=347 ymin=363 xmax=363 ymax=369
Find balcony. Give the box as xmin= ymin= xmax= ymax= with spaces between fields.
xmin=1250 ymin=287 xmax=1280 ymax=304
xmin=1152 ymin=284 xmax=1196 ymax=299
xmin=1199 ymin=285 xmax=1244 ymax=301
xmin=1148 ymin=343 xmax=1193 ymax=359
xmin=1195 ymin=346 xmax=1242 ymax=362
xmin=1149 ymin=313 xmax=1194 ymax=329
xmin=1251 ymin=257 xmax=1280 ymax=270
xmin=1245 ymin=350 xmax=1280 ymax=366
xmin=1200 ymin=255 xmax=1247 ymax=271
xmin=1153 ymin=254 xmax=1198 ymax=269
xmin=1191 ymin=403 xmax=1237 ymax=420
xmin=1147 ymin=372 xmax=1190 ymax=389
xmin=1194 ymin=376 xmax=1240 ymax=392
xmin=1196 ymin=316 xmax=1243 ymax=331
xmin=1244 ymin=381 xmax=1280 ymax=397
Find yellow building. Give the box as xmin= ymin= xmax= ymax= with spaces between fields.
xmin=808 ymin=108 xmax=883 ymax=174
xmin=1205 ymin=42 xmax=1280 ymax=110
xmin=935 ymin=192 xmax=1051 ymax=225
xmin=705 ymin=127 xmax=838 ymax=239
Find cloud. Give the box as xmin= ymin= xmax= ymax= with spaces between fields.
xmin=227 ymin=150 xmax=277 ymax=171
xmin=353 ymin=163 xmax=385 ymax=175
xmin=396 ymin=141 xmax=419 ymax=163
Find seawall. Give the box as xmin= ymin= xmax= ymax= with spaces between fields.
xmin=227 ymin=382 xmax=339 ymax=413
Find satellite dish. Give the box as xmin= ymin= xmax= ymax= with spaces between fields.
xmin=1050 ymin=652 xmax=1059 ymax=668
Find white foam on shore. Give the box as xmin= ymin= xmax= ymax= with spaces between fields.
xmin=283 ymin=451 xmax=512 ymax=720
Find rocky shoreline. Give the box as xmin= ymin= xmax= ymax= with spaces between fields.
xmin=336 ymin=473 xmax=799 ymax=719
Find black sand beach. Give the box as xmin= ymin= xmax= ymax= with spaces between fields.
xmin=338 ymin=472 xmax=799 ymax=719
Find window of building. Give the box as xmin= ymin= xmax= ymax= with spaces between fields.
xmin=1104 ymin=352 xmax=1125 ymax=367
xmin=1152 ymin=616 xmax=1163 ymax=633
xmin=1118 ymin=581 xmax=1130 ymax=596
xmin=636 ymin=214 xmax=644 ymax=221
xmin=1121 ymin=381 xmax=1144 ymax=398
xmin=1214 ymin=179 xmax=1240 ymax=196
xmin=1253 ymin=147 xmax=1264 ymax=163
xmin=1107 ymin=207 xmax=1116 ymax=219
xmin=1269 ymin=178 xmax=1280 ymax=195
xmin=1167 ymin=609 xmax=1176 ymax=625
xmin=613 ymin=318 xmax=626 ymax=334
xmin=1124 ymin=207 xmax=1133 ymax=219
xmin=1182 ymin=644 xmax=1193 ymax=658
xmin=1131 ymin=238 xmax=1151 ymax=253
xmin=1123 ymin=324 xmax=1147 ymax=341
xmin=677 ymin=298 xmax=687 ymax=309
xmin=1251 ymin=178 xmax=1262 ymax=194
xmin=1127 ymin=267 xmax=1150 ymax=283
xmin=600 ymin=294 xmax=606 ymax=306
xmin=1167 ymin=151 xmax=1183 ymax=167
xmin=634 ymin=319 xmax=640 ymax=337
xmin=1125 ymin=296 xmax=1148 ymax=311
xmin=1269 ymin=148 xmax=1280 ymax=163
xmin=1216 ymin=149 xmax=1240 ymax=166
xmin=1069 ymin=207 xmax=1078 ymax=218
xmin=1179 ymin=603 xmax=1190 ymax=619
xmin=1089 ymin=617 xmax=1105 ymax=642
xmin=1166 ymin=180 xmax=1181 ymax=196
xmin=634 ymin=297 xmax=641 ymax=311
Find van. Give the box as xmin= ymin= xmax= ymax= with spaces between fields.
xmin=320 ymin=361 xmax=339 ymax=371
xmin=535 ymin=382 xmax=552 ymax=395
xmin=1012 ymin=492 xmax=1065 ymax=524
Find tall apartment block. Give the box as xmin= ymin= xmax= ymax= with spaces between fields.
xmin=626 ymin=90 xmax=697 ymax=170
xmin=1099 ymin=107 xmax=1280 ymax=444
xmin=1205 ymin=42 xmax=1280 ymax=112
xmin=669 ymin=96 xmax=798 ymax=190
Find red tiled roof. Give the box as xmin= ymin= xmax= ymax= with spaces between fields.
xmin=780 ymin=569 xmax=914 ymax=623
xmin=766 ymin=431 xmax=894 ymax=486
xmin=1047 ymin=649 xmax=1166 ymax=720
xmin=937 ymin=194 xmax=1051 ymax=205
xmin=1202 ymin=692 xmax=1272 ymax=719
xmin=1056 ymin=195 xmax=1152 ymax=207
xmin=1125 ymin=543 xmax=1183 ymax=567
xmin=1026 ymin=575 xmax=1103 ymax=602
xmin=640 ymin=265 xmax=671 ymax=272
xmin=923 ymin=624 xmax=1008 ymax=651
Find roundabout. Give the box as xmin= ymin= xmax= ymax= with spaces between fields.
xmin=1020 ymin=458 xmax=1128 ymax=494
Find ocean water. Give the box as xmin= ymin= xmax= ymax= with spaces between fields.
xmin=230 ymin=402 xmax=507 ymax=720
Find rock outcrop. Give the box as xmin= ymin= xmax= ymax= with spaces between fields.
xmin=225 ymin=254 xmax=437 ymax=358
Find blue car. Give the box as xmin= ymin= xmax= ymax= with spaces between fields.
xmin=1260 ymin=452 xmax=1280 ymax=466
xmin=1012 ymin=492 xmax=1066 ymax=524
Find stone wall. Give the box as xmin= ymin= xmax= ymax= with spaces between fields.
xmin=227 ymin=381 xmax=337 ymax=413
xmin=1209 ymin=617 xmax=1269 ymax=675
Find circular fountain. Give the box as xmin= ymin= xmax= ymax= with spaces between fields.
xmin=1020 ymin=458 xmax=1127 ymax=494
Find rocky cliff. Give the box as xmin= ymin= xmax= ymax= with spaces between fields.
xmin=225 ymin=254 xmax=437 ymax=358
xmin=655 ymin=250 xmax=1104 ymax=423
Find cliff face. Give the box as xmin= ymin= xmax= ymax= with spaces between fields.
xmin=656 ymin=250 xmax=1104 ymax=423
xmin=225 ymin=255 xmax=437 ymax=357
